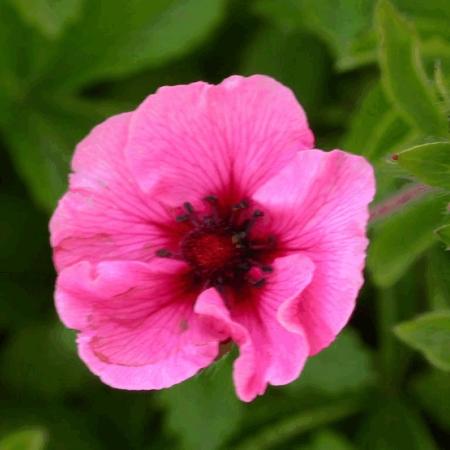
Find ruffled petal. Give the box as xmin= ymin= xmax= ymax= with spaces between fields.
xmin=125 ymin=75 xmax=314 ymax=205
xmin=253 ymin=150 xmax=375 ymax=354
xmin=50 ymin=113 xmax=174 ymax=272
xmin=195 ymin=253 xmax=314 ymax=402
xmin=56 ymin=259 xmax=218 ymax=389
xmin=77 ymin=334 xmax=214 ymax=390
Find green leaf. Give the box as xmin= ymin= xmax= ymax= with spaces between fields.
xmin=0 ymin=405 xmax=102 ymax=450
xmin=289 ymin=330 xmax=374 ymax=395
xmin=252 ymin=0 xmax=303 ymax=32
xmin=396 ymin=142 xmax=450 ymax=189
xmin=0 ymin=322 xmax=90 ymax=399
xmin=342 ymin=83 xmax=417 ymax=161
xmin=0 ymin=428 xmax=47 ymax=450
xmin=7 ymin=0 xmax=84 ymax=38
xmin=337 ymin=1 xmax=450 ymax=72
xmin=236 ymin=398 xmax=362 ymax=450
xmin=376 ymin=0 xmax=447 ymax=137
xmin=412 ymin=370 xmax=450 ymax=431
xmin=394 ymin=310 xmax=450 ymax=371
xmin=254 ymin=0 xmax=450 ymax=73
xmin=241 ymin=27 xmax=330 ymax=114
xmin=303 ymin=0 xmax=375 ymax=60
xmin=37 ymin=0 xmax=226 ymax=90
xmin=308 ymin=430 xmax=356 ymax=450
xmin=392 ymin=0 xmax=450 ymax=23
xmin=357 ymin=399 xmax=438 ymax=450
xmin=375 ymin=272 xmax=422 ymax=388
xmin=335 ymin=31 xmax=377 ymax=72
xmin=435 ymin=222 xmax=450 ymax=248
xmin=253 ymin=0 xmax=374 ymax=65
xmin=2 ymin=97 xmax=126 ymax=211
xmin=366 ymin=114 xmax=418 ymax=161
xmin=342 ymin=84 xmax=388 ymax=154
xmin=0 ymin=2 xmax=54 ymax=108
xmin=159 ymin=355 xmax=243 ymax=450
xmin=433 ymin=58 xmax=450 ymax=109
xmin=426 ymin=247 xmax=450 ymax=310
xmin=2 ymin=107 xmax=78 ymax=211
xmin=368 ymin=193 xmax=449 ymax=287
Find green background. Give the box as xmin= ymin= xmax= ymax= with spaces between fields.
xmin=1 ymin=1 xmax=450 ymax=449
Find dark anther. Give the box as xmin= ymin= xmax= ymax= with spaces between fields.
xmin=241 ymin=219 xmax=250 ymax=230
xmin=232 ymin=200 xmax=249 ymax=210
xmin=176 ymin=214 xmax=190 ymax=222
xmin=202 ymin=216 xmax=217 ymax=226
xmin=232 ymin=232 xmax=246 ymax=244
xmin=238 ymin=262 xmax=251 ymax=272
xmin=204 ymin=195 xmax=218 ymax=203
xmin=183 ymin=202 xmax=194 ymax=213
xmin=252 ymin=278 xmax=266 ymax=288
xmin=170 ymin=194 xmax=276 ymax=291
xmin=203 ymin=195 xmax=219 ymax=220
xmin=156 ymin=248 xmax=172 ymax=257
xmin=237 ymin=231 xmax=247 ymax=240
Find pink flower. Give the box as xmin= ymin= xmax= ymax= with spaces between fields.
xmin=50 ymin=75 xmax=375 ymax=402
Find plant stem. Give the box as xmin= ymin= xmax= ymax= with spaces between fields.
xmin=369 ymin=183 xmax=432 ymax=224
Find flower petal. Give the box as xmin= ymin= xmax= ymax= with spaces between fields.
xmin=195 ymin=253 xmax=314 ymax=402
xmin=50 ymin=113 xmax=174 ymax=272
xmin=56 ymin=259 xmax=218 ymax=389
xmin=77 ymin=334 xmax=213 ymax=390
xmin=253 ymin=149 xmax=375 ymax=354
xmin=125 ymin=75 xmax=314 ymax=204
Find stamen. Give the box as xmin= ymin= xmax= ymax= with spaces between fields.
xmin=167 ymin=195 xmax=276 ymax=291
xmin=203 ymin=195 xmax=220 ymax=221
xmin=203 ymin=195 xmax=218 ymax=203
xmin=183 ymin=202 xmax=194 ymax=213
xmin=237 ymin=261 xmax=251 ymax=272
xmin=240 ymin=209 xmax=265 ymax=233
xmin=232 ymin=231 xmax=246 ymax=245
xmin=229 ymin=198 xmax=250 ymax=225
xmin=251 ymin=278 xmax=266 ymax=288
xmin=202 ymin=216 xmax=216 ymax=226
xmin=179 ymin=201 xmax=201 ymax=226
xmin=176 ymin=214 xmax=190 ymax=222
xmin=232 ymin=200 xmax=249 ymax=211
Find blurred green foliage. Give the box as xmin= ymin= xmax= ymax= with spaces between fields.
xmin=0 ymin=0 xmax=449 ymax=449
xmin=0 ymin=427 xmax=47 ymax=450
xmin=396 ymin=142 xmax=450 ymax=189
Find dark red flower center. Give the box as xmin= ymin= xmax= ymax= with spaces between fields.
xmin=156 ymin=196 xmax=276 ymax=290
xmin=182 ymin=231 xmax=237 ymax=273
